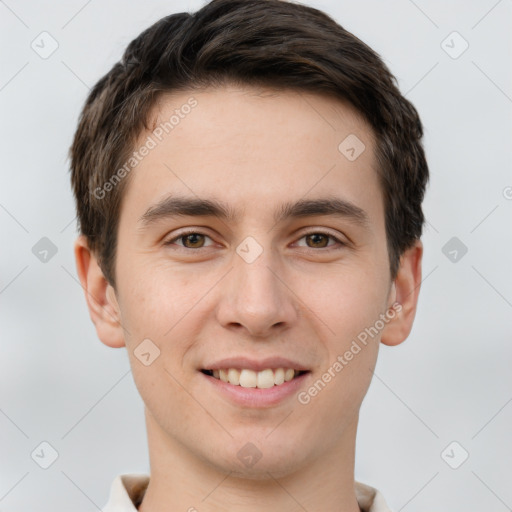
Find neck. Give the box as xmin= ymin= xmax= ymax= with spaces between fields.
xmin=138 ymin=409 xmax=361 ymax=512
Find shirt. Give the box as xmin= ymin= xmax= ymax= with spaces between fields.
xmin=101 ymin=473 xmax=393 ymax=511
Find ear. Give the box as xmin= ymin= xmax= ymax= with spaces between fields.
xmin=74 ymin=235 xmax=126 ymax=348
xmin=381 ymin=240 xmax=423 ymax=347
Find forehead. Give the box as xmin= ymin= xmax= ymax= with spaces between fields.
xmin=120 ymin=84 xmax=383 ymax=229
xmin=148 ymin=84 xmax=374 ymax=149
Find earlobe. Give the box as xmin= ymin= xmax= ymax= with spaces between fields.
xmin=74 ymin=235 xmax=126 ymax=348
xmin=381 ymin=240 xmax=423 ymax=347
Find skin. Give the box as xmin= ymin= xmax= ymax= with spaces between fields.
xmin=75 ymin=84 xmax=422 ymax=512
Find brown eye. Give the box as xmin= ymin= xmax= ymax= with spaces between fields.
xmin=305 ymin=233 xmax=331 ymax=248
xmin=296 ymin=231 xmax=343 ymax=250
xmin=165 ymin=231 xmax=214 ymax=249
xmin=181 ymin=233 xmax=206 ymax=248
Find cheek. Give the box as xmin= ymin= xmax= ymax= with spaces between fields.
xmin=118 ymin=264 xmax=211 ymax=386
xmin=118 ymin=261 xmax=194 ymax=338
xmin=118 ymin=270 xmax=197 ymax=412
xmin=312 ymin=263 xmax=390 ymax=342
xmin=303 ymin=265 xmax=387 ymax=413
xmin=291 ymin=344 xmax=378 ymax=457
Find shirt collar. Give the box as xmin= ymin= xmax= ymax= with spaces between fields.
xmin=103 ymin=474 xmax=393 ymax=512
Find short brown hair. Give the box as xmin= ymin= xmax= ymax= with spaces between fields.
xmin=70 ymin=0 xmax=429 ymax=287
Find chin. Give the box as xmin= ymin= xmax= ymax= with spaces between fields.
xmin=202 ymin=437 xmax=308 ymax=480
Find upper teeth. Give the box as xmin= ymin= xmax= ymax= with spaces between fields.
xmin=211 ymin=368 xmax=298 ymax=388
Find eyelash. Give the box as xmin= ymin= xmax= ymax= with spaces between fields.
xmin=164 ymin=229 xmax=346 ymax=251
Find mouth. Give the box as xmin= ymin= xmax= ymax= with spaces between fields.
xmin=200 ymin=368 xmax=310 ymax=389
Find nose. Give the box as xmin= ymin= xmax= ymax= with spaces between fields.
xmin=215 ymin=245 xmax=299 ymax=338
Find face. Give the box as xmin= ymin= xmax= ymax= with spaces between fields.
xmin=78 ymin=84 xmax=419 ymax=479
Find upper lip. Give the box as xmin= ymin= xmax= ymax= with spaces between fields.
xmin=202 ymin=356 xmax=310 ymax=372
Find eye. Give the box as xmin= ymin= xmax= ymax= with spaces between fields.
xmin=164 ymin=229 xmax=346 ymax=251
xmin=295 ymin=231 xmax=345 ymax=250
xmin=164 ymin=230 xmax=214 ymax=249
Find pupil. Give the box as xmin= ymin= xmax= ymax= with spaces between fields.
xmin=185 ymin=234 xmax=203 ymax=247
xmin=309 ymin=234 xmax=327 ymax=248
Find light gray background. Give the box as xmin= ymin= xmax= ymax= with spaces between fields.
xmin=1 ymin=0 xmax=511 ymax=510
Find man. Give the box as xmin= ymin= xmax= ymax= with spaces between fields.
xmin=70 ymin=0 xmax=428 ymax=510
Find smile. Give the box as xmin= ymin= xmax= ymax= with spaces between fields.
xmin=201 ymin=368 xmax=308 ymax=388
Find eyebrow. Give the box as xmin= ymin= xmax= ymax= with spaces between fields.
xmin=138 ymin=194 xmax=370 ymax=229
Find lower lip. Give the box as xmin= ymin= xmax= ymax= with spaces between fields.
xmin=201 ymin=371 xmax=310 ymax=408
